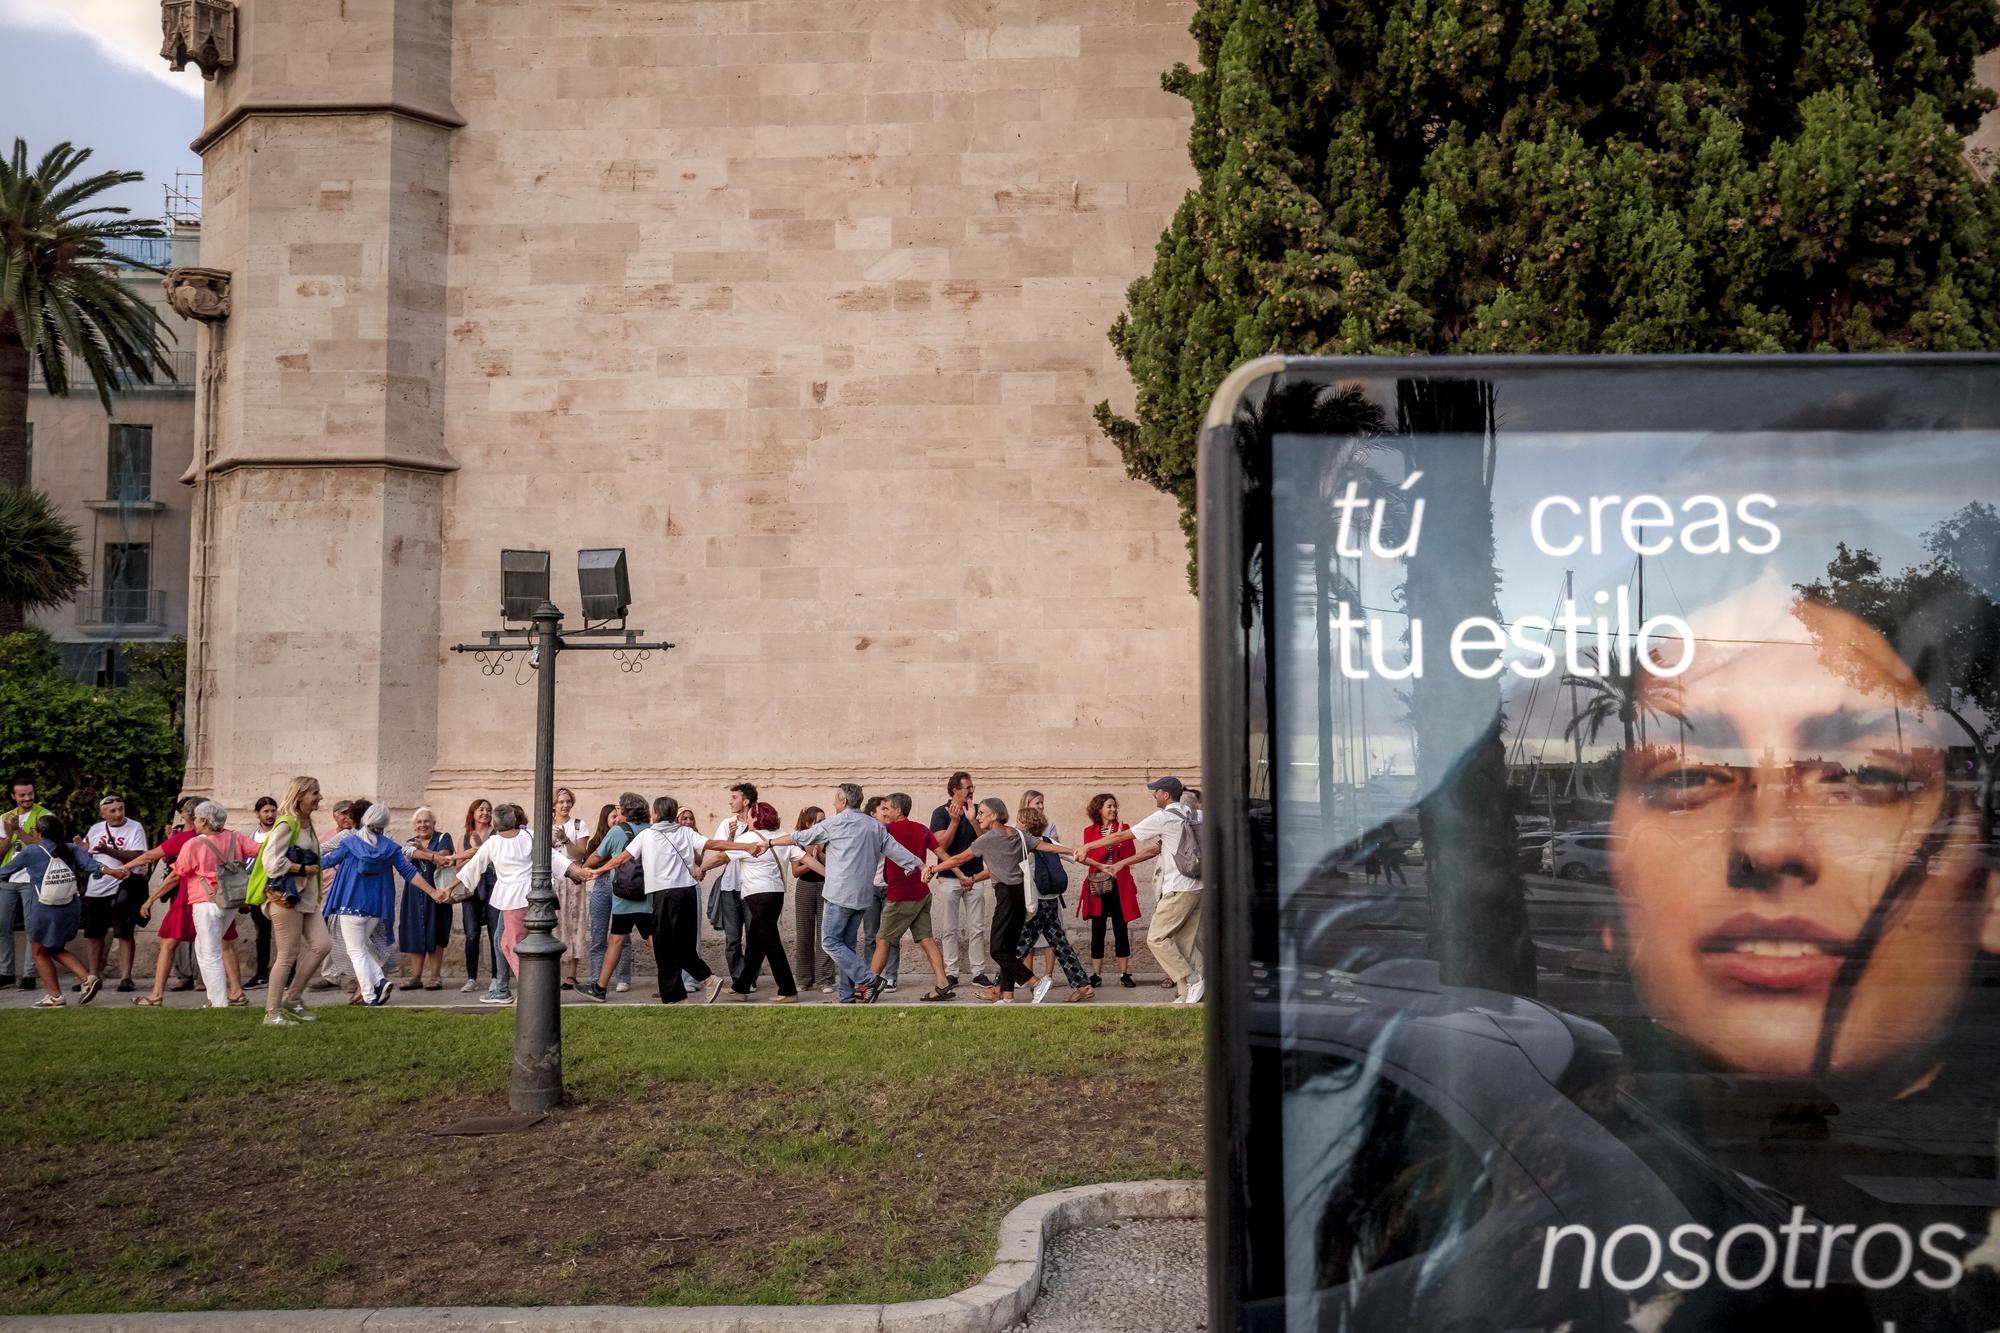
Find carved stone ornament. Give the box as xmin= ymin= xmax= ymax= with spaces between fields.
xmin=160 ymin=0 xmax=237 ymax=79
xmin=163 ymin=267 xmax=232 ymax=323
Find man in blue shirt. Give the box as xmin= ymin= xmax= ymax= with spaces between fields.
xmin=581 ymin=791 xmax=648 ymax=994
xmin=763 ymin=783 xmax=922 ymax=1003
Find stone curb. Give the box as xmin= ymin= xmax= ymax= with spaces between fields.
xmin=3 ymin=1179 xmax=1204 ymax=1333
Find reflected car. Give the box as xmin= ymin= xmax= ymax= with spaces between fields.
xmin=1543 ymin=829 xmax=1626 ymax=881
xmin=1249 ymin=960 xmax=1871 ymax=1333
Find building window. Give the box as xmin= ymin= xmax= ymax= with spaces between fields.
xmin=102 ymin=542 xmax=151 ymax=624
xmin=108 ymin=424 xmax=152 ymax=502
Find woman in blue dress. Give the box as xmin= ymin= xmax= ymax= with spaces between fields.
xmin=0 ymin=815 xmax=99 ymax=1007
xmin=397 ymin=805 xmax=454 ymax=990
xmin=321 ymin=804 xmax=434 ymax=1006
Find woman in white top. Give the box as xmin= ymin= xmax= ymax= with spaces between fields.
xmin=451 ymin=803 xmax=533 ymax=1006
xmin=712 ymin=801 xmax=798 ymax=1002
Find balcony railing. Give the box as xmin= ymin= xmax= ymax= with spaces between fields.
xmin=28 ymin=348 xmax=196 ymax=391
xmin=74 ymin=588 xmax=168 ymax=631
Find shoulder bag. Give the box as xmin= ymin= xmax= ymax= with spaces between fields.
xmin=1015 ymin=831 xmax=1037 ymax=914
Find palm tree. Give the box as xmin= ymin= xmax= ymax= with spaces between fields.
xmin=1 ymin=139 xmax=175 ymax=489
xmin=0 ymin=486 xmax=86 ymax=634
xmin=1561 ymin=645 xmax=1686 ymax=756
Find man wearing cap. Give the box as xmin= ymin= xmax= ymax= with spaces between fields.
xmin=1078 ymin=777 xmax=1205 ymax=1005
xmin=83 ymin=794 xmax=150 ymax=991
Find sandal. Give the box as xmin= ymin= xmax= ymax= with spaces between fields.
xmin=975 ymin=985 xmax=1003 ymax=1003
xmin=1065 ymin=986 xmax=1096 ymax=1003
xmin=424 ymin=980 xmax=443 ymax=991
xmin=228 ymin=993 xmax=250 ymax=1007
xmin=133 ymin=995 xmax=162 ymax=1007
xmin=919 ymin=986 xmax=955 ymax=1002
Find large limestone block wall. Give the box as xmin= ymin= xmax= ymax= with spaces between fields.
xmin=424 ymin=0 xmax=1203 ymax=824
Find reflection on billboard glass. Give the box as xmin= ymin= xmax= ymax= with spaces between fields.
xmin=1259 ymin=375 xmax=2000 ymax=1331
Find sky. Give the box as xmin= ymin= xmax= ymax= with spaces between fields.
xmin=0 ymin=0 xmax=204 ymax=220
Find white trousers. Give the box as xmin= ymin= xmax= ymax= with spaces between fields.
xmin=338 ymin=915 xmax=391 ymax=998
xmin=192 ymin=902 xmax=231 ymax=1008
xmin=932 ymin=880 xmax=990 ymax=976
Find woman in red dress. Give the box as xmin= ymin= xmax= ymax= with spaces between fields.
xmin=1076 ymin=793 xmax=1141 ymax=988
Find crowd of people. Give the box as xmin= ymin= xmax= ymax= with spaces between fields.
xmin=0 ymin=771 xmax=1207 ymax=1023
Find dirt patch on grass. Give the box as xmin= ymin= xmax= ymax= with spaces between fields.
xmin=1 ymin=1074 xmax=1200 ymax=1313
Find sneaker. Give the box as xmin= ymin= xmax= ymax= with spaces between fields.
xmin=282 ymin=1000 xmax=317 ymax=1023
xmin=702 ymin=977 xmax=725 ymax=1004
xmin=16 ymin=974 xmax=34 ymax=991
xmin=576 ymin=982 xmax=608 ymax=1002
xmin=1186 ymin=977 xmax=1205 ymax=1005
xmin=245 ymin=975 xmax=268 ymax=990
xmin=32 ymin=994 xmax=64 ymax=1008
xmin=1120 ymin=974 xmax=1136 ymax=988
xmin=883 ymin=978 xmax=897 ymax=992
xmin=1088 ymin=973 xmax=1103 ymax=988
xmin=945 ymin=974 xmax=959 ymax=988
xmin=372 ymin=978 xmax=393 ymax=1006
xmin=263 ymin=1011 xmax=297 ymax=1027
xmin=79 ymin=975 xmax=101 ymax=1005
xmin=819 ymin=984 xmax=836 ymax=994
xmin=479 ymin=990 xmax=515 ymax=1006
xmin=0 ymin=975 xmax=13 ymax=988
xmin=615 ymin=981 xmax=630 ymax=993
xmin=971 ymin=972 xmax=995 ymax=987
xmin=1032 ymin=976 xmax=1054 ymax=1005
xmin=117 ymin=978 xmax=135 ymax=993
xmin=458 ymin=978 xmax=481 ymax=993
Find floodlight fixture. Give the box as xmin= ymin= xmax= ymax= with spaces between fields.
xmin=577 ymin=548 xmax=631 ymax=622
xmin=500 ymin=549 xmax=551 ymax=622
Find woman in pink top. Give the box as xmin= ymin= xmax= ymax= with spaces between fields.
xmin=173 ymin=801 xmax=261 ymax=1009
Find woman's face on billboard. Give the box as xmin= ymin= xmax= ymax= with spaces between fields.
xmin=1611 ymin=602 xmax=1997 ymax=1080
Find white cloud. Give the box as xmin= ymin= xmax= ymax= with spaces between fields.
xmin=0 ymin=0 xmax=204 ymax=97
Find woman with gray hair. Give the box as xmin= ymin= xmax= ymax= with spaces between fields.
xmin=168 ymin=800 xmax=262 ymax=1008
xmin=321 ymin=804 xmax=437 ymax=1006
xmin=398 ymin=806 xmax=455 ymax=989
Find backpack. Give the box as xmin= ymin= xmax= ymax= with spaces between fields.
xmin=36 ymin=852 xmax=78 ymax=907
xmin=200 ymin=834 xmax=254 ymax=910
xmin=612 ymin=853 xmax=648 ymax=902
xmin=1167 ymin=806 xmax=1203 ymax=881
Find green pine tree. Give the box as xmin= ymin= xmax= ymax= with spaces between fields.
xmin=1099 ymin=0 xmax=2000 ymax=565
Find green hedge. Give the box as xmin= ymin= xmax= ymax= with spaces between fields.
xmin=0 ymin=630 xmax=183 ymax=836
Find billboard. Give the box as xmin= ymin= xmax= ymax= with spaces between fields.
xmin=1199 ymin=355 xmax=2000 ymax=1332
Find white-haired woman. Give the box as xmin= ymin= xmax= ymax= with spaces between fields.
xmin=171 ymin=800 xmax=261 ymax=1008
xmin=322 ymin=804 xmax=436 ymax=1007
xmin=398 ymin=806 xmax=455 ymax=990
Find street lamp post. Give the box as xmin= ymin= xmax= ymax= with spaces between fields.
xmin=452 ymin=565 xmax=669 ymax=1115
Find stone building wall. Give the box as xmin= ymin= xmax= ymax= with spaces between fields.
xmin=187 ymin=0 xmax=1203 ymax=832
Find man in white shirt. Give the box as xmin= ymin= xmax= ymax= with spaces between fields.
xmin=592 ymin=795 xmax=724 ymax=1005
xmin=1079 ymin=776 xmax=1204 ymax=1004
xmin=83 ymin=794 xmax=149 ymax=991
xmin=707 ymin=782 xmax=758 ymax=983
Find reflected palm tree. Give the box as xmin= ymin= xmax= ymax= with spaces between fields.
xmin=1395 ymin=378 xmax=1536 ymax=997
xmin=1561 ymin=645 xmax=1688 ymax=755
xmin=1239 ymin=380 xmax=1393 ymax=837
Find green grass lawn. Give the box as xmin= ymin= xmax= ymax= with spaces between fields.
xmin=0 ymin=1006 xmax=1203 ymax=1315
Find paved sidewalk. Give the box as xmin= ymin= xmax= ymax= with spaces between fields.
xmin=0 ymin=969 xmax=1191 ymax=1011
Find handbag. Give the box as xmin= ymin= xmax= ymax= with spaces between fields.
xmin=447 ymin=836 xmax=480 ymax=903
xmin=421 ymin=838 xmax=465 ymax=901
xmin=200 ymin=834 xmax=253 ymax=911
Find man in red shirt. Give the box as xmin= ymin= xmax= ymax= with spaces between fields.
xmin=868 ymin=793 xmax=957 ymax=1001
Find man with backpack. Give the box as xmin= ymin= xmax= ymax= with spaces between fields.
xmin=1078 ymin=776 xmax=1205 ymax=1005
